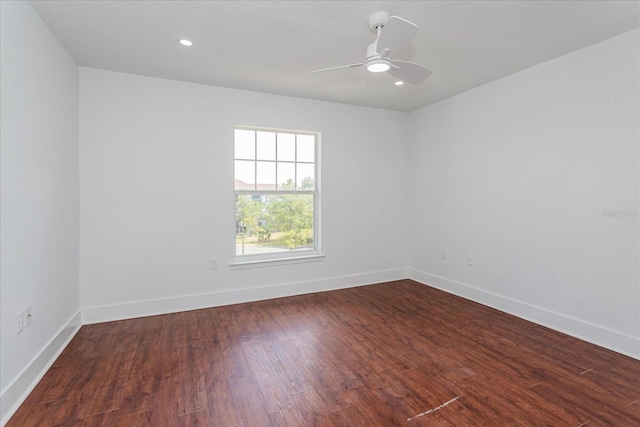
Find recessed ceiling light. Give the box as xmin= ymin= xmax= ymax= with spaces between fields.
xmin=394 ymin=81 xmax=404 ymax=86
xmin=179 ymin=39 xmax=193 ymax=47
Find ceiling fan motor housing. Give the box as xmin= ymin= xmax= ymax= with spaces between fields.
xmin=366 ymin=42 xmax=379 ymax=59
xmin=365 ymin=42 xmax=391 ymax=71
xmin=368 ymin=11 xmax=390 ymax=31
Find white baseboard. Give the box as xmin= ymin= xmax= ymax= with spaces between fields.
xmin=1 ymin=310 xmax=82 ymax=426
xmin=82 ymin=268 xmax=409 ymax=324
xmin=409 ymin=268 xmax=640 ymax=361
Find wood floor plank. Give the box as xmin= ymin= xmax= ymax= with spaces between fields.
xmin=111 ymin=410 xmax=149 ymax=427
xmin=289 ymin=389 xmax=331 ymax=425
xmin=82 ymin=409 xmax=119 ymax=427
xmin=7 ymin=280 xmax=640 ymax=426
xmin=203 ymin=347 xmax=241 ymax=425
xmin=318 ymin=404 xmax=377 ymax=427
xmin=343 ymin=385 xmax=406 ymax=425
xmin=240 ymin=339 xmax=293 ymax=413
xmin=458 ymin=373 xmax=586 ymax=425
xmin=227 ymin=342 xmax=276 ymax=427
xmin=530 ymin=376 xmax=640 ymax=425
xmin=289 ymin=331 xmax=361 ymax=411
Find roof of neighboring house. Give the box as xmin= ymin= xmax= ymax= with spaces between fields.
xmin=234 ymin=179 xmax=280 ymax=191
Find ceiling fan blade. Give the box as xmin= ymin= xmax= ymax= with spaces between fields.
xmin=309 ymin=63 xmax=364 ymax=74
xmin=388 ymin=60 xmax=433 ymax=84
xmin=377 ymin=16 xmax=418 ymax=55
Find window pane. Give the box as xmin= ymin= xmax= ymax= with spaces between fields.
xmin=235 ymin=160 xmax=255 ymax=189
xmin=235 ymin=194 xmax=314 ymax=255
xmin=235 ymin=129 xmax=255 ymax=159
xmin=256 ymin=161 xmax=276 ymax=190
xmin=257 ymin=131 xmax=276 ymax=161
xmin=277 ymin=162 xmax=295 ymax=189
xmin=297 ymin=163 xmax=314 ymax=190
xmin=277 ymin=133 xmax=295 ymax=161
xmin=297 ymin=134 xmax=314 ymax=162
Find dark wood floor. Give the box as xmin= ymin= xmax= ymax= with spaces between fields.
xmin=8 ymin=280 xmax=640 ymax=426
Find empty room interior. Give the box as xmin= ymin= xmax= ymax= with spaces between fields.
xmin=1 ymin=0 xmax=639 ymax=425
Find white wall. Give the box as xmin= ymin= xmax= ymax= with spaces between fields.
xmin=0 ymin=1 xmax=80 ymax=423
xmin=408 ymin=29 xmax=640 ymax=358
xmin=79 ymin=68 xmax=409 ymax=321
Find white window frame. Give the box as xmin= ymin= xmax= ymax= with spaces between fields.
xmin=231 ymin=126 xmax=323 ymax=269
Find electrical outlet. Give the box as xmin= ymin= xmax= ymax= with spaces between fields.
xmin=466 ymin=255 xmax=473 ymax=266
xmin=440 ymin=250 xmax=447 ymax=261
xmin=17 ymin=311 xmax=25 ymax=334
xmin=209 ymin=259 xmax=218 ymax=270
xmin=26 ymin=305 xmax=32 ymax=327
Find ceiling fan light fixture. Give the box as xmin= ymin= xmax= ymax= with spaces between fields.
xmin=367 ymin=59 xmax=390 ymax=73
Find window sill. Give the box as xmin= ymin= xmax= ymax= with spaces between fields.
xmin=230 ymin=253 xmax=325 ymax=270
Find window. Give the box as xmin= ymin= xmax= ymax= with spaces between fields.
xmin=233 ymin=127 xmax=321 ymax=265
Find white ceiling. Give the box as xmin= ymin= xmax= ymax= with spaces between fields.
xmin=30 ymin=0 xmax=639 ymax=112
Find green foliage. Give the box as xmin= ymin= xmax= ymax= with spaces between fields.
xmin=300 ymin=177 xmax=314 ymax=190
xmin=281 ymin=228 xmax=313 ymax=249
xmin=255 ymin=226 xmax=271 ymax=242
xmin=280 ymin=177 xmax=314 ymax=191
xmin=281 ymin=179 xmax=295 ymax=190
xmin=267 ymin=194 xmax=312 ymax=233
xmin=236 ymin=190 xmax=314 ymax=251
xmin=235 ymin=195 xmax=263 ymax=234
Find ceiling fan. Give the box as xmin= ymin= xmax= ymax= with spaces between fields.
xmin=309 ymin=11 xmax=433 ymax=84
